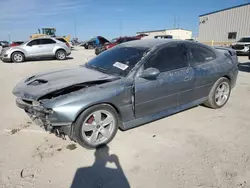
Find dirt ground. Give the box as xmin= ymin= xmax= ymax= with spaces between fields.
xmin=0 ymin=47 xmax=250 ymax=188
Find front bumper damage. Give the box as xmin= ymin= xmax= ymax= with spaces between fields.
xmin=0 ymin=50 xmax=11 ymax=62
xmin=16 ymin=98 xmax=73 ymax=140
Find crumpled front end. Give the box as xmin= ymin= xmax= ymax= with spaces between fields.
xmin=16 ymin=98 xmax=73 ymax=139
xmin=13 ymin=66 xmax=121 ymax=140
xmin=16 ymin=98 xmax=52 ymax=128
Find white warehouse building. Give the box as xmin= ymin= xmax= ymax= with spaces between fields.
xmin=136 ymin=28 xmax=192 ymax=40
xmin=199 ymin=3 xmax=250 ymax=45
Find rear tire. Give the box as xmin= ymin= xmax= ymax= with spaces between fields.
xmin=95 ymin=48 xmax=100 ymax=55
xmin=56 ymin=50 xmax=66 ymax=60
xmin=74 ymin=104 xmax=119 ymax=149
xmin=204 ymin=77 xmax=231 ymax=109
xmin=11 ymin=52 xmax=24 ymax=63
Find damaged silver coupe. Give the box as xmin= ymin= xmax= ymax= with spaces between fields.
xmin=13 ymin=40 xmax=238 ymax=148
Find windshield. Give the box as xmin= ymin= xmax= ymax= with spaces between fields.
xmin=84 ymin=47 xmax=149 ymax=77
xmin=238 ymin=37 xmax=250 ymax=42
xmin=22 ymin=41 xmax=29 ymax=45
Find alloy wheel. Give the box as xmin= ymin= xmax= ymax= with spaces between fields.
xmin=81 ymin=110 xmax=116 ymax=145
xmin=57 ymin=51 xmax=66 ymax=60
xmin=215 ymin=82 xmax=230 ymax=106
xmin=13 ymin=53 xmax=23 ymax=62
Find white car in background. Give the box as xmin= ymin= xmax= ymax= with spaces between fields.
xmin=0 ymin=37 xmax=71 ymax=63
xmin=231 ymin=36 xmax=250 ymax=55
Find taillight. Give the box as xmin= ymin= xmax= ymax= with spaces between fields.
xmin=66 ymin=43 xmax=70 ymax=47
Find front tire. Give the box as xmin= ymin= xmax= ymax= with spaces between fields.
xmin=74 ymin=104 xmax=119 ymax=149
xmin=56 ymin=50 xmax=66 ymax=60
xmin=204 ymin=77 xmax=231 ymax=109
xmin=11 ymin=52 xmax=24 ymax=63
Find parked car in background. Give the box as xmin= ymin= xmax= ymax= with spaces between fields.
xmin=0 ymin=41 xmax=9 ymax=48
xmin=231 ymin=36 xmax=250 ymax=55
xmin=135 ymin=34 xmax=148 ymax=39
xmin=95 ymin=36 xmax=139 ymax=55
xmin=0 ymin=37 xmax=71 ymax=63
xmin=81 ymin=36 xmax=109 ymax=49
xmin=9 ymin=41 xmax=25 ymax=47
xmin=71 ymin=38 xmax=80 ymax=46
xmin=13 ymin=39 xmax=238 ymax=148
xmin=141 ymin=35 xmax=173 ymax=40
xmin=186 ymin=39 xmax=197 ymax=42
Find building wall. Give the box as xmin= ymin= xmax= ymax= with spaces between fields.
xmin=199 ymin=4 xmax=250 ymax=45
xmin=143 ymin=31 xmax=166 ymax=37
xmin=137 ymin=29 xmax=192 ymax=40
xmin=165 ymin=30 xmax=192 ymax=40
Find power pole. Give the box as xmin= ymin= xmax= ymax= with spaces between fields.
xmin=74 ymin=19 xmax=77 ymax=39
xmin=119 ymin=20 xmax=123 ymax=37
xmin=177 ymin=16 xmax=180 ymax=28
xmin=8 ymin=33 xmax=11 ymax=42
xmin=173 ymin=16 xmax=176 ymax=28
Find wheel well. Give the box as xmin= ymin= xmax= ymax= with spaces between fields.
xmin=74 ymin=103 xmax=122 ymax=123
xmin=223 ymin=75 xmax=231 ymax=82
xmin=11 ymin=51 xmax=25 ymax=58
xmin=56 ymin=49 xmax=66 ymax=54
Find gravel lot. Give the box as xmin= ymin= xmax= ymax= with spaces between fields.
xmin=0 ymin=47 xmax=250 ymax=188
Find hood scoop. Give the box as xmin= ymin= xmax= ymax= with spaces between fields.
xmin=25 ymin=75 xmax=36 ymax=83
xmin=28 ymin=79 xmax=48 ymax=86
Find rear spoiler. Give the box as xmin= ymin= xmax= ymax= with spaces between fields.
xmin=214 ymin=46 xmax=236 ymax=56
xmin=214 ymin=46 xmax=238 ymax=65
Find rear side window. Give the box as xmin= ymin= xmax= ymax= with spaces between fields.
xmin=144 ymin=43 xmax=188 ymax=72
xmin=27 ymin=40 xmax=39 ymax=46
xmin=39 ymin=39 xmax=56 ymax=45
xmin=57 ymin=38 xmax=66 ymax=43
xmin=188 ymin=44 xmax=216 ymax=65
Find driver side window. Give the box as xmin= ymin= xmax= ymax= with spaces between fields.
xmin=144 ymin=43 xmax=188 ymax=72
xmin=27 ymin=39 xmax=39 ymax=46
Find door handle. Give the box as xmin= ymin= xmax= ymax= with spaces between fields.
xmin=184 ymin=69 xmax=192 ymax=81
xmin=184 ymin=76 xmax=190 ymax=81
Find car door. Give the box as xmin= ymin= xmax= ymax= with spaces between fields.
xmin=186 ymin=43 xmax=218 ymax=100
xmin=38 ymin=39 xmax=56 ymax=56
xmin=23 ymin=39 xmax=41 ymax=57
xmin=134 ymin=42 xmax=194 ymax=118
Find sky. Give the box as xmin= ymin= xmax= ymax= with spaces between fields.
xmin=0 ymin=0 xmax=248 ymax=41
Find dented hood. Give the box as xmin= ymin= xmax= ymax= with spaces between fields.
xmin=13 ymin=66 xmax=118 ymax=100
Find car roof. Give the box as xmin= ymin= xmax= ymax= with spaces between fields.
xmin=118 ymin=39 xmax=181 ymax=48
xmin=31 ymin=37 xmax=56 ymax=40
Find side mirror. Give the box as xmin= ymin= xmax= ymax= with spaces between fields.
xmin=140 ymin=67 xmax=160 ymax=79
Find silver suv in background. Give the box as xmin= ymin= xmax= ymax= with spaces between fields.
xmin=231 ymin=36 xmax=250 ymax=55
xmin=0 ymin=37 xmax=71 ymax=63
